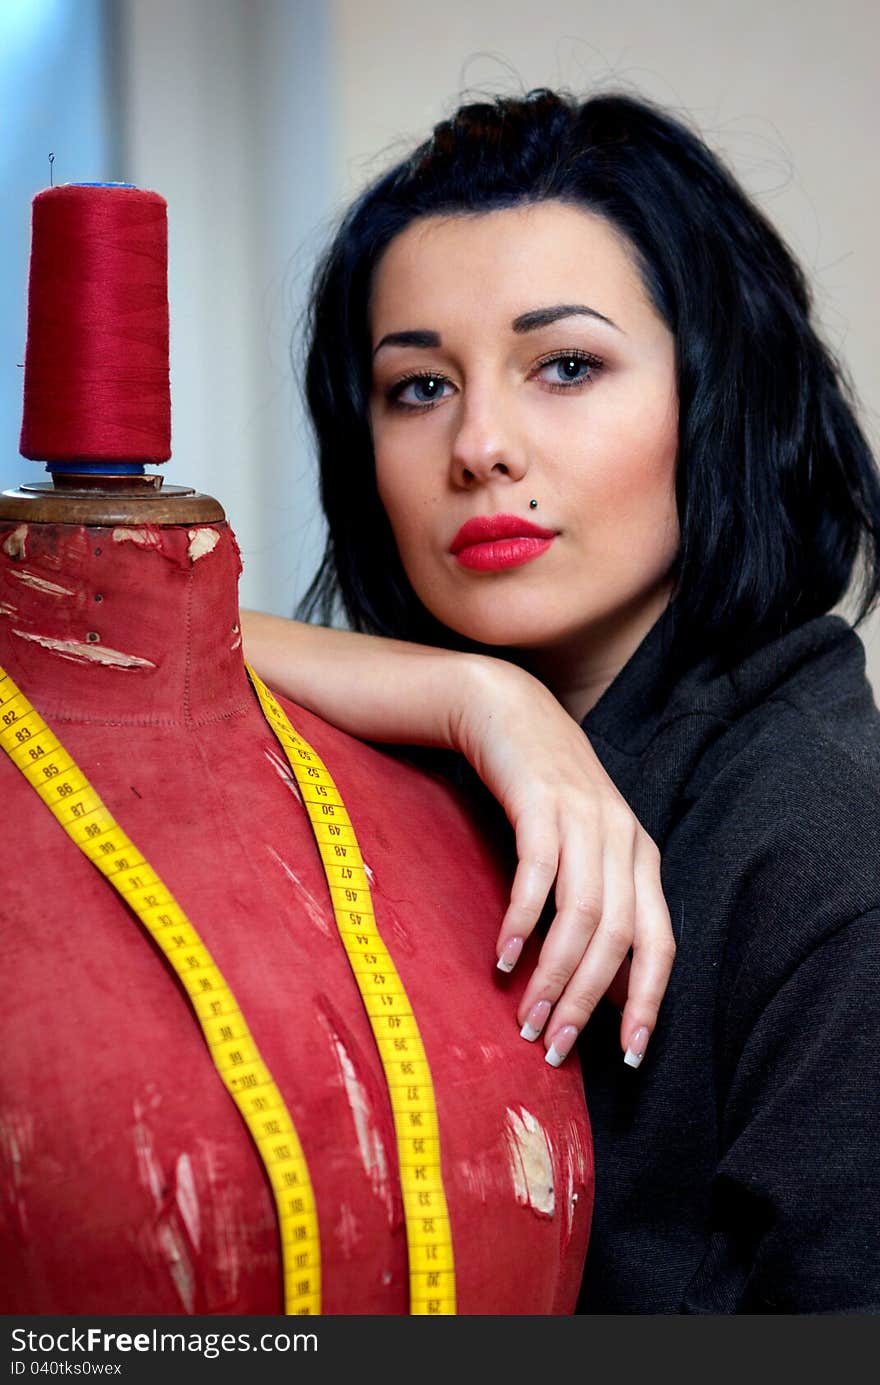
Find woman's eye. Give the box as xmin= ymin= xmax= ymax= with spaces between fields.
xmin=535 ymin=353 xmax=601 ymax=387
xmin=389 ymin=374 xmax=453 ymax=408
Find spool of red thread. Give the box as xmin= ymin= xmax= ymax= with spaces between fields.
xmin=19 ymin=184 xmax=171 ymax=466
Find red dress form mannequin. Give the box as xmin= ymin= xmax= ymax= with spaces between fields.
xmin=0 ymin=502 xmax=593 ymax=1314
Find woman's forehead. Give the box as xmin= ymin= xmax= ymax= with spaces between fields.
xmin=370 ymin=202 xmax=663 ymax=345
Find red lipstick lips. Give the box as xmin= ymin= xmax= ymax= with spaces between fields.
xmin=449 ymin=513 xmax=557 ymax=572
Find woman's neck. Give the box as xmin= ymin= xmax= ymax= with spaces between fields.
xmin=519 ymin=581 xmax=674 ymax=723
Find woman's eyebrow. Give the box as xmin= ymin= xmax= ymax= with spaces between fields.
xmin=373 ymin=329 xmax=440 ymax=356
xmin=512 ymin=304 xmax=623 ymax=333
xmin=373 ymin=304 xmax=621 ymax=357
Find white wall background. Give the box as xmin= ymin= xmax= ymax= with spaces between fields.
xmin=117 ymin=0 xmax=336 ymax=620
xmin=8 ymin=1 xmax=880 ymax=677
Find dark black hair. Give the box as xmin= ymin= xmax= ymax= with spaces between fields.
xmin=298 ymin=88 xmax=880 ymax=670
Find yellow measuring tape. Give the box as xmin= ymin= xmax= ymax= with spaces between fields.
xmin=247 ymin=666 xmax=456 ymax=1315
xmin=0 ymin=660 xmax=455 ymax=1314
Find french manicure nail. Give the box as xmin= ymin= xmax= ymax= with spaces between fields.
xmin=496 ymin=935 xmax=525 ymax=973
xmin=545 ymin=1025 xmax=579 ymax=1068
xmin=520 ymin=1000 xmax=552 ymax=1042
xmin=623 ymin=1026 xmax=651 ymax=1069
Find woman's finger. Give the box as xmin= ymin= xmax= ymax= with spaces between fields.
xmin=514 ymin=807 xmax=609 ymax=1029
xmin=605 ymin=955 xmax=631 ymax=1012
xmin=618 ymin=836 xmax=676 ymax=1068
xmin=494 ymin=808 xmax=559 ymax=972
xmin=537 ymin=826 xmax=639 ymax=1064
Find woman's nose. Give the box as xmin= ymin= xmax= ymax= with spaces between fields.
xmin=449 ymin=395 xmax=527 ymax=487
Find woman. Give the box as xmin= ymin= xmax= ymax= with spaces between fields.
xmin=244 ymin=89 xmax=880 ymax=1312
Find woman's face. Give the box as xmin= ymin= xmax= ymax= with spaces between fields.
xmin=369 ymin=201 xmax=679 ymax=701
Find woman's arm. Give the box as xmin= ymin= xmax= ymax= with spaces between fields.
xmin=241 ymin=610 xmax=674 ymax=1067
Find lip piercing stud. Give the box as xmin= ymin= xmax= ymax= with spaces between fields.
xmin=529 ymin=499 xmax=538 ymax=509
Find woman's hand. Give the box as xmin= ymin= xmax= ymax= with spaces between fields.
xmin=453 ymin=657 xmax=675 ymax=1069
xmin=241 ymin=612 xmax=674 ymax=1066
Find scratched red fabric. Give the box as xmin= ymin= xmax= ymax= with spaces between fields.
xmin=0 ymin=519 xmax=593 ymax=1315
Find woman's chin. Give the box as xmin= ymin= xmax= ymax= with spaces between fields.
xmin=434 ymin=611 xmax=579 ymax=655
